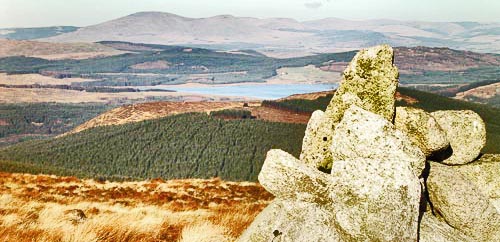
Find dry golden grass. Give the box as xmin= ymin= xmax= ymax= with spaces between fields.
xmin=0 ymin=73 xmax=97 ymax=86
xmin=0 ymin=172 xmax=272 ymax=242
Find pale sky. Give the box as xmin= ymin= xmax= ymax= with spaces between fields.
xmin=1 ymin=0 xmax=499 ymax=28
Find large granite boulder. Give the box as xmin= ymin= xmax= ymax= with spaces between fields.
xmin=394 ymin=107 xmax=449 ymax=157
xmin=301 ymin=44 xmax=398 ymax=170
xmin=427 ymin=162 xmax=500 ymax=241
xmin=237 ymin=199 xmax=339 ymax=242
xmin=330 ymin=157 xmax=421 ymax=241
xmin=419 ymin=212 xmax=472 ymax=242
xmin=452 ymin=154 xmax=500 ymax=212
xmin=431 ymin=110 xmax=486 ymax=164
xmin=259 ymin=149 xmax=333 ymax=204
xmin=331 ymin=105 xmax=426 ymax=177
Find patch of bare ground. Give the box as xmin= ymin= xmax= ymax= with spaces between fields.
xmin=279 ymin=90 xmax=334 ymax=101
xmin=0 ymin=172 xmax=272 ymax=241
xmin=455 ymin=82 xmax=500 ymax=100
xmin=0 ymin=39 xmax=125 ymax=60
xmin=0 ymin=119 xmax=8 ymax=126
xmin=130 ymin=60 xmax=172 ymax=70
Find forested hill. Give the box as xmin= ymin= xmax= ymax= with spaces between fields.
xmin=0 ymin=87 xmax=498 ymax=182
xmin=0 ymin=113 xmax=305 ymax=181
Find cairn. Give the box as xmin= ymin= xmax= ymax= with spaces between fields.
xmin=239 ymin=45 xmax=500 ymax=242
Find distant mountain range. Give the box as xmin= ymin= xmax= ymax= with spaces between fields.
xmin=2 ymin=11 xmax=491 ymax=57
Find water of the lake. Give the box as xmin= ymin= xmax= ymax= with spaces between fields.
xmin=146 ymin=83 xmax=338 ymax=100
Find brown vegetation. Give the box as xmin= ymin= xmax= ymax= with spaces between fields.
xmin=0 ymin=39 xmax=125 ymax=60
xmin=320 ymin=47 xmax=500 ymax=75
xmin=0 ymin=87 xmax=247 ymax=104
xmin=0 ymin=172 xmax=272 ymax=241
xmin=0 ymin=73 xmax=96 ymax=86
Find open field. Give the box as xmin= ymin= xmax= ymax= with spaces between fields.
xmin=0 ymin=172 xmax=272 ymax=241
xmin=0 ymin=73 xmax=97 ymax=85
xmin=266 ymin=65 xmax=341 ymax=84
xmin=0 ymin=87 xmax=250 ymax=104
xmin=0 ymin=39 xmax=125 ymax=60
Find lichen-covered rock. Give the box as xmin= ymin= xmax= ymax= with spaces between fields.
xmin=394 ymin=107 xmax=449 ymax=157
xmin=259 ymin=149 xmax=333 ymax=204
xmin=331 ymin=105 xmax=426 ymax=177
xmin=299 ymin=110 xmax=330 ymax=169
xmin=328 ymin=44 xmax=399 ymax=121
xmin=427 ymin=162 xmax=500 ymax=241
xmin=431 ymin=110 xmax=486 ymax=164
xmin=300 ymin=93 xmax=362 ymax=169
xmin=419 ymin=212 xmax=472 ymax=242
xmin=452 ymin=154 xmax=500 ymax=212
xmin=329 ymin=157 xmax=421 ymax=241
xmin=237 ymin=199 xmax=339 ymax=242
xmin=302 ymin=44 xmax=398 ymax=170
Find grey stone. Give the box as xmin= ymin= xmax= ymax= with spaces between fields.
xmin=302 ymin=44 xmax=399 ymax=170
xmin=237 ymin=199 xmax=339 ymax=242
xmin=452 ymin=154 xmax=500 ymax=212
xmin=331 ymin=105 xmax=426 ymax=177
xmin=427 ymin=162 xmax=500 ymax=241
xmin=419 ymin=212 xmax=472 ymax=242
xmin=258 ymin=149 xmax=333 ymax=204
xmin=431 ymin=110 xmax=486 ymax=164
xmin=394 ymin=107 xmax=449 ymax=157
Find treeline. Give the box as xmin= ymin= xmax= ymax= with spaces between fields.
xmin=0 ymin=103 xmax=110 ymax=146
xmin=210 ymin=109 xmax=254 ymax=119
xmin=0 ymin=113 xmax=305 ymax=181
xmin=262 ymin=94 xmax=334 ymax=114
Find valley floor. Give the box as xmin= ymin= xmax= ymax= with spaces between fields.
xmin=0 ymin=172 xmax=272 ymax=242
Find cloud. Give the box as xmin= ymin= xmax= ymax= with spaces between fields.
xmin=304 ymin=1 xmax=323 ymax=9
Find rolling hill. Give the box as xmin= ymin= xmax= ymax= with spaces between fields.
xmin=40 ymin=11 xmax=500 ymax=57
xmin=0 ymin=39 xmax=125 ymax=60
xmin=0 ymin=87 xmax=498 ymax=182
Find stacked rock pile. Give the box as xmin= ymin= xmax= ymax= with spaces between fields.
xmin=239 ymin=45 xmax=500 ymax=242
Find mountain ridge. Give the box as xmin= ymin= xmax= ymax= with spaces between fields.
xmin=40 ymin=11 xmax=500 ymax=57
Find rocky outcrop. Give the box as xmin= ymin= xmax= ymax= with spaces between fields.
xmin=394 ymin=107 xmax=449 ymax=157
xmin=239 ymin=44 xmax=499 ymax=242
xmin=300 ymin=45 xmax=398 ymax=170
xmin=431 ymin=110 xmax=486 ymax=164
xmin=331 ymin=105 xmax=426 ymax=177
xmin=427 ymin=162 xmax=500 ymax=241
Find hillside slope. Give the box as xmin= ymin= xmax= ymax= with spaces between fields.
xmin=0 ymin=88 xmax=498 ymax=182
xmin=0 ymin=39 xmax=124 ymax=60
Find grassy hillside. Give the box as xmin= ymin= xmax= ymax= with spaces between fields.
xmin=0 ymin=113 xmax=305 ymax=181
